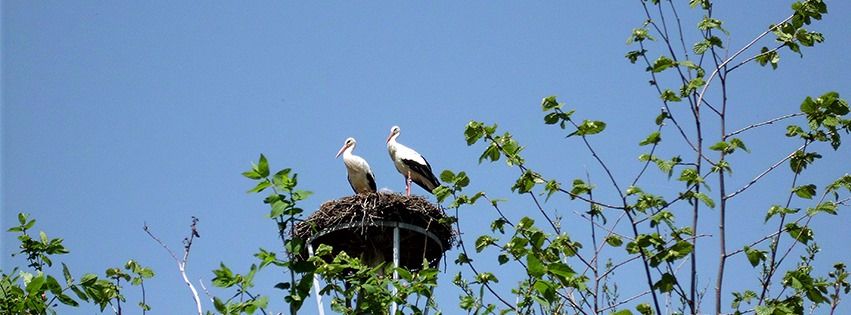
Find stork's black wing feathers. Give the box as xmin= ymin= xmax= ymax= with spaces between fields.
xmin=401 ymin=157 xmax=440 ymax=193
xmin=348 ymin=172 xmax=378 ymax=194
xmin=367 ymin=171 xmax=377 ymax=192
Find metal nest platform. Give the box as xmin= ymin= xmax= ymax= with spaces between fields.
xmin=294 ymin=193 xmax=455 ymax=270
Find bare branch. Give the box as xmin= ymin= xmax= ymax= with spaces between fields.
xmin=725 ymin=143 xmax=807 ymax=200
xmin=144 ymin=220 xmax=203 ymax=315
xmin=726 ymin=113 xmax=804 ymax=138
xmin=598 ymin=290 xmax=652 ymax=313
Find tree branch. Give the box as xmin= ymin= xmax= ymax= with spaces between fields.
xmin=144 ymin=218 xmax=203 ymax=315
xmin=726 ymin=113 xmax=804 ymax=138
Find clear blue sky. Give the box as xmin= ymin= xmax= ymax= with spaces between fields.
xmin=2 ymin=1 xmax=849 ymax=314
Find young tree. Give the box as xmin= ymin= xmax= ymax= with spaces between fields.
xmin=201 ymin=1 xmax=851 ymax=314
xmin=3 ymin=1 xmax=848 ymax=315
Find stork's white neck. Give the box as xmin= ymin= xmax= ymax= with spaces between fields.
xmin=387 ymin=134 xmax=399 ymax=145
xmin=342 ymin=145 xmax=354 ymax=158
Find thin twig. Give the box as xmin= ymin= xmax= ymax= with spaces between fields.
xmin=598 ymin=290 xmax=652 ymax=313
xmin=727 ymin=44 xmax=786 ymax=73
xmin=726 ymin=113 xmax=804 ymax=138
xmin=726 ymin=143 xmax=807 ymax=200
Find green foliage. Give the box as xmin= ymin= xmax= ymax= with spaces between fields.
xmin=793 ymin=92 xmax=851 ymax=150
xmin=2 ymin=214 xmax=154 ymax=314
xmin=694 ymin=36 xmax=724 ymax=55
xmin=743 ymin=246 xmax=768 ymax=267
xmin=225 ymin=2 xmax=850 ymax=315
xmin=308 ymin=246 xmax=440 ymax=315
xmin=765 ymin=205 xmax=799 ymax=222
xmin=13 ymin=1 xmax=851 ymax=315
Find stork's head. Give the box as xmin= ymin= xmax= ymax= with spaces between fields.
xmin=336 ymin=137 xmax=357 ymax=158
xmin=386 ymin=125 xmax=401 ymax=143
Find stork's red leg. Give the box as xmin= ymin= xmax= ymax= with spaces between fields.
xmin=406 ymin=170 xmax=412 ymax=196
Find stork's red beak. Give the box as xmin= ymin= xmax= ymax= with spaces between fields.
xmin=386 ymin=131 xmax=394 ymax=143
xmin=335 ymin=143 xmax=348 ymax=158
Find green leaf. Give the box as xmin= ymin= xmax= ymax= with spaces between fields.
xmin=655 ymin=110 xmax=669 ymax=125
xmin=543 ymin=112 xmax=560 ymax=124
xmin=57 ymin=292 xmax=79 ymax=306
xmin=694 ymin=36 xmax=724 ymax=55
xmin=26 ymin=275 xmax=45 ymax=295
xmin=807 ymin=201 xmax=837 ymax=216
xmin=605 ymin=235 xmax=623 ymax=247
xmin=697 ymin=16 xmax=729 ymax=34
xmin=213 ymin=297 xmax=227 ymax=313
xmin=518 ymin=217 xmax=535 ymax=230
xmin=636 ymin=303 xmax=653 ymax=315
xmin=475 ymin=272 xmax=498 ymax=284
xmin=639 ymin=131 xmax=662 ymax=146
xmin=497 ymin=254 xmax=509 ymax=265
xmin=62 ymin=263 xmax=73 ymax=284
xmin=274 ymin=282 xmax=290 ymax=290
xmin=268 ymin=199 xmax=289 ymax=218
xmin=765 ymin=205 xmax=798 ymax=222
xmin=744 ymin=246 xmax=767 ymax=267
xmin=660 ymin=89 xmax=682 ymax=102
xmin=570 ymin=179 xmax=593 ymax=196
xmin=541 ymin=96 xmax=560 ymax=111
xmin=433 ymin=186 xmax=451 ymax=203
xmin=653 ymin=273 xmax=676 ymax=293
xmin=45 ymin=275 xmax=63 ymax=295
xmin=526 ymin=254 xmax=546 ymax=278
xmin=547 ymin=262 xmax=574 ymax=278
xmin=627 ymin=27 xmax=654 ymax=44
xmin=247 ymin=180 xmax=271 ymax=193
xmin=755 ymin=46 xmax=780 ymax=69
xmin=792 ymin=184 xmax=817 ymax=199
xmin=649 ymin=56 xmax=676 ymax=73
xmin=439 ymin=170 xmax=455 ymax=183
xmin=785 ymin=223 xmax=813 ymax=244
xmin=569 ymin=120 xmax=607 ymax=137
xmin=649 ymin=210 xmax=674 ymax=228
xmin=790 ymin=150 xmax=822 ymax=174
xmin=696 ymin=192 xmax=715 ymax=208
xmin=257 ymin=154 xmax=270 ymax=177
xmin=456 ymin=172 xmax=470 ymax=188
xmin=242 ymin=170 xmax=263 ymax=180
xmin=625 ymin=49 xmax=646 ymax=64
xmin=533 ymin=280 xmax=556 ymax=305
xmin=475 ymin=236 xmax=496 ymax=253
xmin=479 ymin=144 xmax=500 ymax=163
xmin=612 ymin=310 xmax=634 ymax=315
xmin=79 ymin=273 xmax=97 ymax=285
xmin=677 ymin=168 xmax=702 ymax=186
xmin=684 ymin=77 xmax=706 ymax=94
xmin=709 ymin=141 xmax=730 ymax=152
xmin=464 ymin=121 xmax=485 ymax=145
xmin=730 ymin=138 xmax=750 ymax=153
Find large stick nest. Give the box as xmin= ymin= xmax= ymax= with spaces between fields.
xmin=294 ymin=193 xmax=455 ymax=269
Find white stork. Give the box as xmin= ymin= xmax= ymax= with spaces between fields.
xmin=386 ymin=125 xmax=440 ymax=196
xmin=335 ymin=137 xmax=377 ymax=194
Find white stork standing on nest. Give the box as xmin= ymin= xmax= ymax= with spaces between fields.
xmin=386 ymin=125 xmax=440 ymax=196
xmin=335 ymin=137 xmax=377 ymax=194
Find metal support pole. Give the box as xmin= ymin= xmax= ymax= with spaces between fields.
xmin=391 ymin=226 xmax=400 ymax=314
xmin=306 ymin=243 xmax=325 ymax=315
